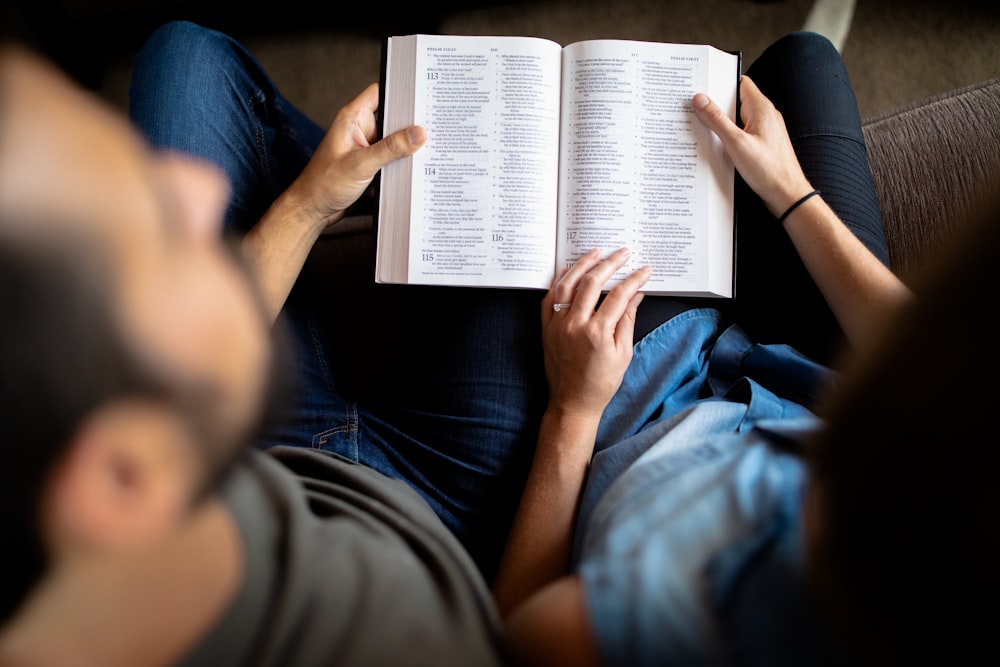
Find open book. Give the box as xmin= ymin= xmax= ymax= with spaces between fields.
xmin=375 ymin=34 xmax=740 ymax=297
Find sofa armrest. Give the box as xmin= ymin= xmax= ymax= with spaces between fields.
xmin=862 ymin=77 xmax=1000 ymax=283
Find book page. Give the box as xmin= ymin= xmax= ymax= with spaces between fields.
xmin=556 ymin=40 xmax=737 ymax=297
xmin=381 ymin=34 xmax=563 ymax=288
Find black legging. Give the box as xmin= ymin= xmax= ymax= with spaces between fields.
xmin=635 ymin=31 xmax=888 ymax=367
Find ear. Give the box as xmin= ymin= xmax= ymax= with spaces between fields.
xmin=42 ymin=399 xmax=200 ymax=555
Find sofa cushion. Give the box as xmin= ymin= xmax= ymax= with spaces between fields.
xmin=862 ymin=77 xmax=1000 ymax=282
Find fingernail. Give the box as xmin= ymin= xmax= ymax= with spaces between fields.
xmin=407 ymin=126 xmax=425 ymax=145
xmin=693 ymin=93 xmax=710 ymax=110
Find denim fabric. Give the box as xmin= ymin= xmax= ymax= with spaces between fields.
xmin=575 ymin=308 xmax=832 ymax=542
xmin=127 ymin=24 xmax=885 ymax=592
xmin=128 ymin=20 xmax=548 ymax=582
xmin=573 ymin=32 xmax=879 ymax=665
xmin=569 ymin=40 xmax=885 ymax=660
xmin=129 ymin=22 xmax=326 ymax=235
xmin=574 ymin=312 xmax=844 ymax=664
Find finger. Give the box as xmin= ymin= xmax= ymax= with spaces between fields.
xmin=351 ymin=82 xmax=380 ymax=117
xmin=334 ymin=83 xmax=380 ymax=141
xmin=351 ymin=82 xmax=381 ymax=142
xmin=736 ymin=75 xmax=767 ymax=109
xmin=566 ymin=248 xmax=633 ymax=315
xmin=692 ymin=90 xmax=741 ymax=146
xmin=359 ymin=125 xmax=427 ymax=176
xmin=543 ymin=266 xmax=570 ymax=304
xmin=542 ymin=265 xmax=571 ymax=322
xmin=592 ymin=264 xmax=651 ymax=328
xmin=614 ymin=291 xmax=644 ymax=346
xmin=549 ymin=265 xmax=570 ymax=290
xmin=550 ymin=248 xmax=601 ymax=304
xmin=734 ymin=76 xmax=777 ymax=131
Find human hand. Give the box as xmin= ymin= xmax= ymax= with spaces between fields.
xmin=284 ymin=82 xmax=425 ymax=233
xmin=692 ymin=76 xmax=814 ymax=218
xmin=541 ymin=248 xmax=650 ymax=420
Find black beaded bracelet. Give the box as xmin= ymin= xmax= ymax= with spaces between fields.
xmin=777 ymin=189 xmax=821 ymax=225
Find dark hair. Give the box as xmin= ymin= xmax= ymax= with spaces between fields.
xmin=0 ymin=227 xmax=172 ymax=625
xmin=807 ymin=185 xmax=1000 ymax=665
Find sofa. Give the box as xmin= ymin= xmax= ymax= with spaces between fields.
xmin=861 ymin=76 xmax=1000 ymax=284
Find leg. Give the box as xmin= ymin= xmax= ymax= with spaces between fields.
xmin=734 ymin=31 xmax=888 ymax=365
xmin=293 ymin=277 xmax=548 ymax=583
xmin=128 ymin=21 xmax=549 ymax=582
xmin=258 ymin=245 xmax=548 ymax=585
xmin=128 ymin=20 xmax=326 ymax=234
xmin=127 ymin=19 xmax=361 ymax=477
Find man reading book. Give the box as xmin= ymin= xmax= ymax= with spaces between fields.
xmin=1 ymin=19 xmax=989 ymax=667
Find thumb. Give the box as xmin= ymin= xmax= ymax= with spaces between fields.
xmin=368 ymin=125 xmax=426 ymax=171
xmin=692 ymin=91 xmax=741 ymax=145
xmin=383 ymin=124 xmax=426 ymax=158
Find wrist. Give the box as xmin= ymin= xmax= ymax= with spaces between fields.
xmin=763 ymin=174 xmax=815 ymax=219
xmin=536 ymin=406 xmax=601 ymax=467
xmin=776 ymin=189 xmax=822 ymax=226
xmin=273 ymin=182 xmax=344 ymax=235
xmin=542 ymin=402 xmax=603 ymax=432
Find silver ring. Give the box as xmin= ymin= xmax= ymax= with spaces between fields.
xmin=552 ymin=302 xmax=573 ymax=312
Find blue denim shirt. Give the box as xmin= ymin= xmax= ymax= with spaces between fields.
xmin=573 ymin=308 xmax=850 ymax=666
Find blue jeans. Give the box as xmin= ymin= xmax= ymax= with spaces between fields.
xmin=129 ymin=20 xmax=548 ymax=582
xmin=129 ymin=23 xmax=886 ymax=580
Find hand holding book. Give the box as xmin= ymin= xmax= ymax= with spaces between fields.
xmin=692 ymin=76 xmax=814 ymax=219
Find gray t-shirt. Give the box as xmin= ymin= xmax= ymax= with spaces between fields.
xmin=179 ymin=446 xmax=508 ymax=667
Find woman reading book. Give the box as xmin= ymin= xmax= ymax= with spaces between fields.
xmin=4 ymin=17 xmax=984 ymax=667
xmin=491 ymin=29 xmax=961 ymax=667
xmin=124 ymin=23 xmax=926 ymax=665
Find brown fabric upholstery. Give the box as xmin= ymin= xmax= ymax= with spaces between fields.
xmin=862 ymin=77 xmax=1000 ymax=283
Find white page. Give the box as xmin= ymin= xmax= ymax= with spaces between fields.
xmin=556 ymin=40 xmax=737 ymax=296
xmin=391 ymin=34 xmax=564 ymax=288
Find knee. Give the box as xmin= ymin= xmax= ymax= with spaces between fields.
xmin=763 ymin=31 xmax=841 ymax=66
xmin=747 ymin=29 xmax=850 ymax=96
xmin=128 ymin=20 xmax=246 ymax=143
xmin=132 ymin=20 xmax=233 ymax=85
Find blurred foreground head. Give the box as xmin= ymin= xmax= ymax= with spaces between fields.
xmin=807 ymin=183 xmax=1000 ymax=665
xmin=0 ymin=43 xmax=275 ymax=625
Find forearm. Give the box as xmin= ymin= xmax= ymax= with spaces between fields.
xmin=493 ymin=248 xmax=646 ymax=617
xmin=492 ymin=407 xmax=598 ymax=619
xmin=241 ymin=188 xmax=343 ymax=323
xmin=781 ymin=193 xmax=914 ymax=349
xmin=691 ymin=82 xmax=914 ymax=348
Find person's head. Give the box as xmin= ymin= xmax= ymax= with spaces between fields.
xmin=805 ymin=185 xmax=1000 ymax=664
xmin=0 ymin=44 xmax=277 ymax=625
